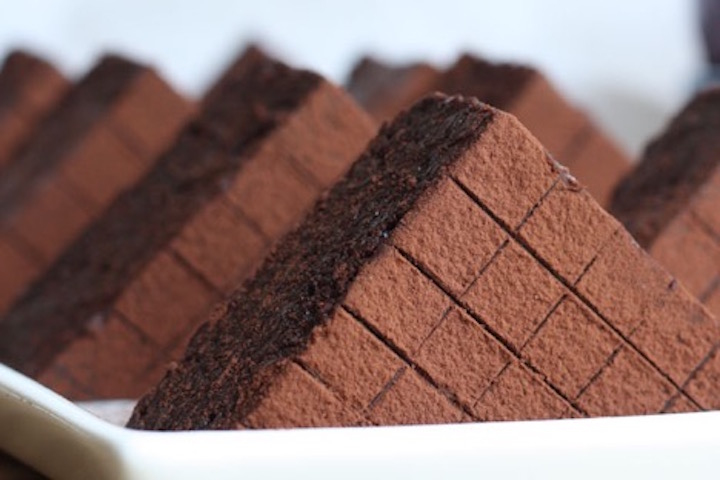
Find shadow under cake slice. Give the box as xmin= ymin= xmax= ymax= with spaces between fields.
xmin=0 ymin=46 xmax=376 ymax=401
xmin=347 ymin=54 xmax=630 ymax=207
xmin=0 ymin=55 xmax=192 ymax=314
xmin=128 ymin=94 xmax=716 ymax=431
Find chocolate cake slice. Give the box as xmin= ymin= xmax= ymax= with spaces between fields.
xmin=347 ymin=54 xmax=630 ymax=207
xmin=0 ymin=55 xmax=192 ymax=314
xmin=611 ymin=89 xmax=720 ymax=408
xmin=0 ymin=51 xmax=68 ymax=170
xmin=612 ymin=88 xmax=720 ymax=250
xmin=129 ymin=94 xmax=716 ymax=431
xmin=0 ymin=47 xmax=375 ymax=400
xmin=347 ymin=57 xmax=439 ymax=123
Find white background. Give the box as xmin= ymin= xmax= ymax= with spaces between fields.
xmin=0 ymin=0 xmax=707 ymax=157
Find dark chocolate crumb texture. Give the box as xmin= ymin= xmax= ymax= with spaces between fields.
xmin=347 ymin=54 xmax=629 ymax=207
xmin=0 ymin=47 xmax=375 ymax=400
xmin=0 ymin=54 xmax=192 ymax=315
xmin=129 ymin=94 xmax=718 ymax=431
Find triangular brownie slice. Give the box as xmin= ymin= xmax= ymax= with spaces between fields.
xmin=129 ymin=94 xmax=717 ymax=431
xmin=0 ymin=55 xmax=192 ymax=314
xmin=0 ymin=50 xmax=68 ymax=170
xmin=0 ymin=47 xmax=376 ymax=400
xmin=347 ymin=54 xmax=630 ymax=207
xmin=612 ymin=88 xmax=720 ymax=410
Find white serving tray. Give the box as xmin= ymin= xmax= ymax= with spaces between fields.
xmin=1 ymin=363 xmax=718 ymax=480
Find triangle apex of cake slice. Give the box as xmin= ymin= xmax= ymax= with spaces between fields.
xmin=128 ymin=93 xmax=718 ymax=431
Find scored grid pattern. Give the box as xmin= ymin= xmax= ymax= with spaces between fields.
xmin=37 ymin=82 xmax=376 ymax=400
xmin=247 ymin=112 xmax=714 ymax=427
xmin=0 ymin=70 xmax=192 ymax=315
xmin=650 ymin=168 xmax=720 ymax=305
xmin=642 ymin=167 xmax=720 ymax=410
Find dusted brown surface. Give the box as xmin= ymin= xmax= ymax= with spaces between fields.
xmin=663 ymin=393 xmax=701 ymax=414
xmin=393 ymin=178 xmax=506 ymax=295
xmin=170 ymin=199 xmax=265 ymax=292
xmin=576 ymin=229 xmax=674 ymax=336
xmin=300 ymin=307 xmax=404 ymax=409
xmin=610 ymin=89 xmax=720 ymax=321
xmin=0 ymin=51 xmax=68 ymax=171
xmin=684 ymin=347 xmax=720 ymax=409
xmin=518 ymin=182 xmax=619 ymax=283
xmin=130 ymin=95 xmax=715 ymax=431
xmin=577 ymin=346 xmax=676 ymax=416
xmin=0 ymin=56 xmax=191 ymax=315
xmin=464 ymin=240 xmax=565 ymax=351
xmin=0 ymin=56 xmax=146 ymax=211
xmin=415 ymin=306 xmax=512 ymax=406
xmin=0 ymin=48 xmax=375 ymax=400
xmin=129 ymin=95 xmax=493 ymax=430
xmin=243 ymin=362 xmax=366 ymax=428
xmin=691 ymin=167 xmax=720 ymax=237
xmin=629 ymin=290 xmax=718 ymax=385
xmin=368 ymin=367 xmax=463 ymax=426
xmin=523 ymin=296 xmax=620 ymax=399
xmin=346 ymin=53 xmax=629 ymax=207
xmin=473 ymin=361 xmax=572 ymax=421
xmin=646 ymin=186 xmax=720 ymax=308
xmin=113 ymin=251 xmax=217 ymax=344
xmin=57 ymin=123 xmax=146 ymax=209
xmin=611 ymin=88 xmax=720 ymax=247
xmin=562 ymin=129 xmax=631 ymax=207
xmin=649 ymin=212 xmax=720 ymax=297
xmin=345 ymin=246 xmax=452 ymax=356
xmin=42 ymin=313 xmax=160 ymax=399
xmin=0 ymin=235 xmax=40 ymax=312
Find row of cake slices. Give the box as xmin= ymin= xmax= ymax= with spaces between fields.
xmin=0 ymin=45 xmax=717 ymax=431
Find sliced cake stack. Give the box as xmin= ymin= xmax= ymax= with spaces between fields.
xmin=348 ymin=54 xmax=630 ymax=207
xmin=0 ymin=47 xmax=376 ymax=400
xmin=0 ymin=54 xmax=192 ymax=314
xmin=0 ymin=51 xmax=68 ymax=171
xmin=0 ymin=47 xmax=717 ymax=434
xmin=128 ymin=94 xmax=716 ymax=430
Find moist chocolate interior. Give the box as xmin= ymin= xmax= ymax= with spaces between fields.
xmin=0 ymin=55 xmax=144 ymax=218
xmin=127 ymin=94 xmax=493 ymax=431
xmin=611 ymin=88 xmax=720 ymax=247
xmin=0 ymin=48 xmax=321 ymax=375
xmin=437 ymin=54 xmax=535 ymax=109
